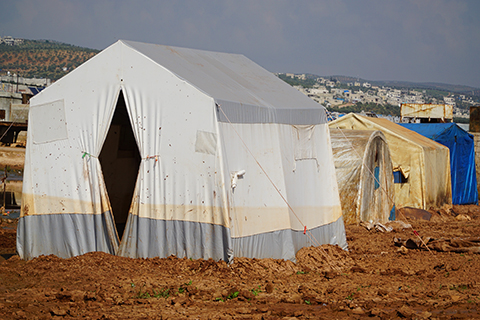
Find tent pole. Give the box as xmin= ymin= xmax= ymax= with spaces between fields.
xmin=2 ymin=166 xmax=6 ymax=212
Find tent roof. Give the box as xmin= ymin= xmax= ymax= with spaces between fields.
xmin=329 ymin=113 xmax=444 ymax=150
xmin=400 ymin=123 xmax=471 ymax=140
xmin=121 ymin=40 xmax=325 ymax=124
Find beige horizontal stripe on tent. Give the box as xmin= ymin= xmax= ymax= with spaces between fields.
xmin=231 ymin=204 xmax=343 ymax=238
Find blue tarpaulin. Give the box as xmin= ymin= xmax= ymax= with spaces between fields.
xmin=400 ymin=123 xmax=478 ymax=205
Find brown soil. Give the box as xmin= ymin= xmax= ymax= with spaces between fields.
xmin=1 ymin=205 xmax=480 ymax=319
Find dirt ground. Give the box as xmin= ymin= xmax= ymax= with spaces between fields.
xmin=1 ymin=205 xmax=480 ymax=319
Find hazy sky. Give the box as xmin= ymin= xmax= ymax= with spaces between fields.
xmin=1 ymin=0 xmax=479 ymax=88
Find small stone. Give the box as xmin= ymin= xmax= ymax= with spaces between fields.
xmin=451 ymin=294 xmax=462 ymax=302
xmin=265 ymin=284 xmax=274 ymax=293
xmin=324 ymin=271 xmax=338 ymax=279
xmin=68 ymin=309 xmax=78 ymax=317
xmin=377 ymin=289 xmax=388 ymax=297
xmin=70 ymin=290 xmax=86 ymax=302
xmin=419 ymin=311 xmax=432 ymax=319
xmin=397 ymin=245 xmax=409 ymax=254
xmin=256 ymin=306 xmax=269 ymax=313
xmin=350 ymin=266 xmax=366 ymax=273
xmin=283 ymin=294 xmax=302 ymax=304
xmin=240 ymin=289 xmax=255 ymax=300
xmin=369 ymin=307 xmax=383 ymax=316
xmin=213 ymin=291 xmax=223 ymax=299
xmin=84 ymin=291 xmax=96 ymax=301
xmin=455 ymin=214 xmax=471 ymax=221
xmin=397 ymin=305 xmax=414 ymax=317
xmin=352 ymin=307 xmax=364 ymax=314
xmin=50 ymin=308 xmax=68 ymax=316
xmin=237 ymin=307 xmax=251 ymax=314
xmin=294 ymin=310 xmax=304 ymax=317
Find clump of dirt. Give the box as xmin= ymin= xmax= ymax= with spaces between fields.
xmin=231 ymin=256 xmax=301 ymax=278
xmin=296 ymin=244 xmax=354 ymax=273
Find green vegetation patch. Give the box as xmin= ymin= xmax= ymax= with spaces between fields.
xmin=0 ymin=39 xmax=99 ymax=81
xmin=328 ymin=102 xmax=400 ymax=117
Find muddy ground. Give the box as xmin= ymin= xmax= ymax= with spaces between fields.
xmin=1 ymin=205 xmax=480 ymax=319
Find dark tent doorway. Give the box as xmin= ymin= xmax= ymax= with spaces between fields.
xmin=99 ymin=91 xmax=141 ymax=239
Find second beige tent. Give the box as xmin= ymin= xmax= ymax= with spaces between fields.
xmin=329 ymin=113 xmax=452 ymax=210
xmin=330 ymin=129 xmax=394 ymax=224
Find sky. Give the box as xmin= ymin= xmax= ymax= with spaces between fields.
xmin=1 ymin=0 xmax=479 ymax=88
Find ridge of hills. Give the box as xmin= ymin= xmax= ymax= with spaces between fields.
xmin=303 ymin=74 xmax=480 ymax=97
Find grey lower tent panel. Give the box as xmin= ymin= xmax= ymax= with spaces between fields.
xmin=17 ymin=212 xmax=119 ymax=260
xmin=232 ymin=217 xmax=348 ymax=262
xmin=18 ymin=214 xmax=346 ymax=262
xmin=118 ymin=217 xmax=233 ymax=262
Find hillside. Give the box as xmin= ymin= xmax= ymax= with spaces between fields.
xmin=0 ymin=39 xmax=99 ymax=81
xmin=327 ymin=75 xmax=480 ymax=96
xmin=1 ymin=39 xmax=479 ymax=100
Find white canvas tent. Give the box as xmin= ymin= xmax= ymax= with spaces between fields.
xmin=17 ymin=40 xmax=346 ymax=261
xmin=330 ymin=129 xmax=394 ymax=225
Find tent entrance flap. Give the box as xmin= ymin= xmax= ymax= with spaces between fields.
xmin=99 ymin=91 xmax=141 ymax=239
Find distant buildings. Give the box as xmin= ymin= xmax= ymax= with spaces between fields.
xmin=0 ymin=74 xmax=49 ymax=121
xmin=277 ymin=73 xmax=477 ymax=119
xmin=444 ymin=96 xmax=455 ymax=106
xmin=0 ymin=73 xmax=47 ymax=144
xmin=0 ymin=36 xmax=23 ymax=46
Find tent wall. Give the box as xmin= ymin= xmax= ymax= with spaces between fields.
xmin=17 ymin=44 xmax=124 ymax=259
xmin=18 ymin=42 xmax=232 ymax=260
xmin=400 ymin=123 xmax=478 ymax=205
xmin=329 ymin=114 xmax=451 ymax=210
xmin=117 ymin=44 xmax=231 ymax=260
xmin=330 ymin=129 xmax=394 ymax=224
xmin=220 ymin=123 xmax=346 ymax=260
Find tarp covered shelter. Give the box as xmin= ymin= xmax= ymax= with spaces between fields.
xmin=400 ymin=123 xmax=478 ymax=205
xmin=17 ymin=40 xmax=347 ymax=261
xmin=329 ymin=113 xmax=452 ymax=210
xmin=330 ymin=129 xmax=394 ymax=224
